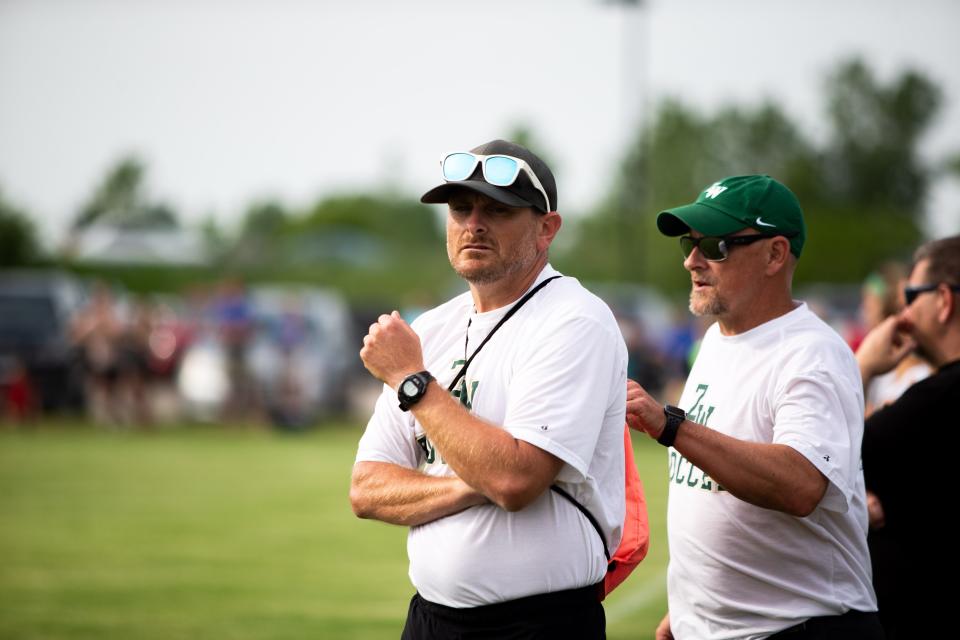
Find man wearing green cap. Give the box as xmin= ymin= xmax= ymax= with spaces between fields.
xmin=627 ymin=175 xmax=881 ymax=639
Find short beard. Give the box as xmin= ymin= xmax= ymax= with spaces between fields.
xmin=452 ymin=248 xmax=538 ymax=285
xmin=455 ymin=263 xmax=508 ymax=284
xmin=451 ymin=230 xmax=541 ymax=285
xmin=688 ymin=290 xmax=727 ymax=317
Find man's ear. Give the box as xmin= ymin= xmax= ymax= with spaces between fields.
xmin=937 ymin=283 xmax=956 ymax=324
xmin=764 ymin=236 xmax=791 ymax=276
xmin=538 ymin=212 xmax=562 ymax=252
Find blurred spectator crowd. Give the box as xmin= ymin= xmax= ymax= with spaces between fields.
xmin=0 ymin=271 xmax=355 ymax=430
xmin=0 ymin=265 xmax=920 ymax=430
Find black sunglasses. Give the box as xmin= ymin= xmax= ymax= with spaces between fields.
xmin=679 ymin=234 xmax=782 ymax=262
xmin=903 ymin=283 xmax=960 ymax=306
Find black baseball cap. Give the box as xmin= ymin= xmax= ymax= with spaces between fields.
xmin=420 ymin=139 xmax=558 ymax=213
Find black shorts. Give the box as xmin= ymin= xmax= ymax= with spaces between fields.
xmin=401 ymin=584 xmax=605 ymax=640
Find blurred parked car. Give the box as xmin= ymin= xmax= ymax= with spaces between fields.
xmin=0 ymin=270 xmax=87 ymax=413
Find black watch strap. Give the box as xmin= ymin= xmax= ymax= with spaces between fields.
xmin=658 ymin=405 xmax=685 ymax=447
xmin=397 ymin=370 xmax=435 ymax=412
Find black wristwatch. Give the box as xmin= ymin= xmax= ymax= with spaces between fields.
xmin=397 ymin=370 xmax=435 ymax=411
xmin=658 ymin=405 xmax=686 ymax=447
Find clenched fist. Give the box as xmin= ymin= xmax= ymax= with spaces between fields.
xmin=626 ymin=379 xmax=666 ymax=441
xmin=360 ymin=311 xmax=427 ymax=389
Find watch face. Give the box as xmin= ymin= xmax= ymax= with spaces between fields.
xmin=401 ymin=379 xmax=420 ymax=397
xmin=666 ymin=405 xmax=685 ymax=419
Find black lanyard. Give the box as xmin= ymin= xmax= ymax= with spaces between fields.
xmin=441 ymin=274 xmax=608 ymax=561
xmin=446 ymin=275 xmax=562 ymax=393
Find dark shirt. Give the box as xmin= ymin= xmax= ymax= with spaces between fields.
xmin=862 ymin=359 xmax=960 ymax=639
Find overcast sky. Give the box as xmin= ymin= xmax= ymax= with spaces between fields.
xmin=1 ymin=0 xmax=958 ymax=246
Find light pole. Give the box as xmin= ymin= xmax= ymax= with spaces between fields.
xmin=601 ymin=0 xmax=648 ymax=282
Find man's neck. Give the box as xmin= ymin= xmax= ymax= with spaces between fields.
xmin=717 ymin=289 xmax=799 ymax=336
xmin=469 ymin=255 xmax=549 ymax=313
xmin=932 ymin=328 xmax=960 ymax=369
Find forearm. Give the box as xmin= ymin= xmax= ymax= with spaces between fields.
xmin=674 ymin=420 xmax=828 ymax=516
xmin=359 ymin=311 xmax=563 ymax=512
xmin=350 ymin=461 xmax=488 ymax=527
xmin=410 ymin=383 xmax=562 ymax=511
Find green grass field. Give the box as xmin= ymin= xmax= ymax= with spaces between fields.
xmin=0 ymin=424 xmax=668 ymax=639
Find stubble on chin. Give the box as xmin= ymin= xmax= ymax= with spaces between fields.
xmin=452 ymin=253 xmax=534 ymax=285
xmin=453 ymin=261 xmax=505 ymax=284
xmin=450 ymin=237 xmax=540 ymax=285
xmin=688 ymin=289 xmax=726 ymax=317
xmin=448 ymin=244 xmax=505 ymax=284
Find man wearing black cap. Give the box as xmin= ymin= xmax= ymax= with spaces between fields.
xmin=351 ymin=140 xmax=628 ymax=638
xmin=626 ymin=176 xmax=881 ymax=639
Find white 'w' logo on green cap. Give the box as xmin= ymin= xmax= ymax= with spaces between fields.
xmin=703 ymin=183 xmax=728 ymax=199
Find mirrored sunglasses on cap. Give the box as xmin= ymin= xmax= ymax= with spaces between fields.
xmin=441 ymin=152 xmax=552 ymax=212
xmin=679 ymin=233 xmax=796 ymax=262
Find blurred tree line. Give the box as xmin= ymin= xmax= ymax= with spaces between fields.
xmin=1 ymin=58 xmax=956 ymax=305
xmin=223 ymin=193 xmax=449 ymax=303
xmin=562 ymin=58 xmax=950 ymax=291
xmin=0 ymin=190 xmax=40 ymax=267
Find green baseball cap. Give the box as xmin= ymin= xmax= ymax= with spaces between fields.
xmin=656 ymin=175 xmax=807 ymax=258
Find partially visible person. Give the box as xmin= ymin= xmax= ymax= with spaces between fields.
xmin=856 ymin=261 xmax=931 ymax=603
xmin=627 ymin=175 xmax=880 ymax=639
xmin=856 ymin=234 xmax=960 ymax=640
xmin=859 ymin=263 xmax=931 ymax=416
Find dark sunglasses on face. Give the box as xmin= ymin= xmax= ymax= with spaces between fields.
xmin=679 ymin=233 xmax=783 ymax=262
xmin=903 ymin=283 xmax=960 ymax=306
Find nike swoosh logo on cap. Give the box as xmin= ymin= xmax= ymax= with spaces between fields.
xmin=755 ymin=217 xmax=776 ymax=227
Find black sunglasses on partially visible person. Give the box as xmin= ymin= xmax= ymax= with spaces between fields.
xmin=679 ymin=233 xmax=797 ymax=262
xmin=903 ymin=283 xmax=960 ymax=306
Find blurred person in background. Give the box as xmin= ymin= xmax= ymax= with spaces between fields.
xmin=658 ymin=307 xmax=706 ymax=405
xmin=619 ymin=313 xmax=666 ymax=399
xmin=115 ymin=298 xmax=156 ymax=426
xmin=71 ymin=282 xmax=124 ymax=425
xmin=859 ymin=262 xmax=931 ymax=416
xmin=627 ymin=175 xmax=880 ymax=639
xmin=211 ymin=279 xmax=256 ymax=422
xmin=856 ymin=234 xmax=960 ymax=640
xmin=1 ymin=358 xmax=36 ymax=423
xmin=264 ymin=294 xmax=314 ymax=428
xmin=351 ymin=139 xmax=627 ymax=638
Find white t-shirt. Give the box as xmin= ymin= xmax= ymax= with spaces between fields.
xmin=667 ymin=303 xmax=877 ymax=640
xmin=356 ymin=265 xmax=628 ymax=608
